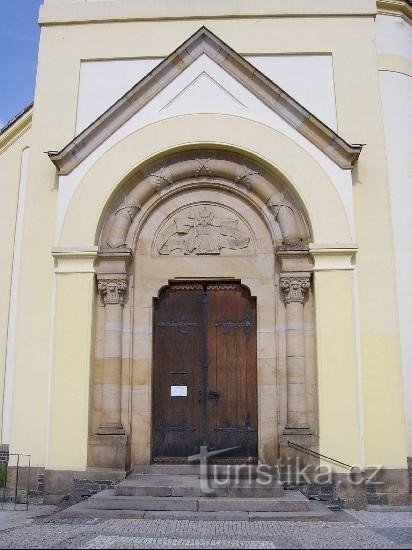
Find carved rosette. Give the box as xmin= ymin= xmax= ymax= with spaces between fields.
xmin=280 ymin=273 xmax=311 ymax=303
xmin=98 ymin=279 xmax=128 ymax=305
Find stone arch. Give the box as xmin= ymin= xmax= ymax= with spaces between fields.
xmin=57 ymin=113 xmax=353 ymax=248
xmin=99 ymin=149 xmax=310 ymax=251
xmin=91 ymin=158 xmax=319 ymax=467
xmin=83 ymin=114 xmax=350 ymax=468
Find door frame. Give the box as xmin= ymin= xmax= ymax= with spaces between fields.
xmin=150 ymin=279 xmax=258 ymax=463
xmin=127 ymin=271 xmax=281 ymax=466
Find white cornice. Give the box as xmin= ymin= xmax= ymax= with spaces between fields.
xmin=39 ymin=0 xmax=377 ymax=25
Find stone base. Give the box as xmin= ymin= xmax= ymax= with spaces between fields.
xmin=282 ymin=427 xmax=312 ymax=435
xmin=2 ymin=465 xmax=45 ymax=502
xmin=282 ymin=468 xmax=410 ymax=510
xmin=43 ymin=468 xmax=127 ymax=504
xmin=96 ymin=426 xmax=125 ymax=436
xmin=88 ymin=434 xmax=128 ymax=470
xmin=364 ymin=467 xmax=410 ymax=506
xmin=278 ymin=433 xmax=320 ymax=471
xmin=0 ymin=443 xmax=9 ymax=462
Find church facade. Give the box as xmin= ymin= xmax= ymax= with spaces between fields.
xmin=0 ymin=0 xmax=411 ymax=505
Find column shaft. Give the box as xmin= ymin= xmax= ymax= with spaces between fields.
xmin=97 ymin=278 xmax=127 ymax=435
xmin=280 ymin=272 xmax=311 ymax=432
xmin=100 ymin=302 xmax=124 ymax=432
xmin=285 ymin=300 xmax=307 ymax=429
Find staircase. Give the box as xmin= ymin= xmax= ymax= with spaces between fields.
xmin=60 ymin=465 xmax=336 ymax=520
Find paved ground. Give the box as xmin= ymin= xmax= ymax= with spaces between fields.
xmin=0 ymin=507 xmax=412 ymax=548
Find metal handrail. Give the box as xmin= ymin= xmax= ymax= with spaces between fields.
xmin=1 ymin=453 xmax=31 ymax=511
xmin=287 ymin=441 xmax=353 ymax=470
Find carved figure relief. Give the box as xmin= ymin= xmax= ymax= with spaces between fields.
xmin=156 ymin=205 xmax=251 ymax=256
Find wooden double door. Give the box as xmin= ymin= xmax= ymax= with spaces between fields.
xmin=152 ymin=281 xmax=257 ymax=462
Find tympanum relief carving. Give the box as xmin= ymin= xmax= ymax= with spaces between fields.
xmin=155 ymin=204 xmax=253 ymax=256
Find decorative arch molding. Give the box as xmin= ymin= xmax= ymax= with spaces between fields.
xmin=99 ymin=149 xmax=310 ymax=251
xmin=57 ymin=113 xmax=354 ymax=248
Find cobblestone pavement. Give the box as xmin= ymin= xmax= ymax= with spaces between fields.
xmin=0 ymin=510 xmax=411 ymax=549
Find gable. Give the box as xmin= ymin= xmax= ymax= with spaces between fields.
xmin=48 ymin=27 xmax=362 ymax=174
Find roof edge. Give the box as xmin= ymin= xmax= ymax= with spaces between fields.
xmin=0 ymin=103 xmax=33 ymax=153
xmin=49 ymin=27 xmax=362 ymax=175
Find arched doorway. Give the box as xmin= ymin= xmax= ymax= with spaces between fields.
xmin=90 ymin=148 xmax=317 ymax=469
xmin=152 ymin=281 xmax=257 ymax=463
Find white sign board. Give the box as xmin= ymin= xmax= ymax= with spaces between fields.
xmin=170 ymin=385 xmax=187 ymax=397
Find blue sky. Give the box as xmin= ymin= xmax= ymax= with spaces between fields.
xmin=0 ymin=0 xmax=43 ymax=127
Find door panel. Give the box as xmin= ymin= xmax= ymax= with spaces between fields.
xmin=207 ymin=284 xmax=257 ymax=459
xmin=152 ymin=282 xmax=257 ymax=462
xmin=152 ymin=284 xmax=204 ymax=460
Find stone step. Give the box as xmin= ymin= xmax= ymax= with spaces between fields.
xmin=115 ymin=485 xmax=284 ymax=498
xmin=132 ymin=464 xmax=277 ymax=478
xmin=114 ymin=474 xmax=284 ymax=497
xmin=87 ymin=490 xmax=310 ymax=512
xmin=59 ymin=499 xmax=337 ymax=522
xmin=199 ymin=495 xmax=310 ymax=512
xmin=133 ymin=465 xmax=200 ymax=475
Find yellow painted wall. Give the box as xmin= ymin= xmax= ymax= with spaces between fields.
xmin=47 ymin=269 xmax=95 ymax=470
xmin=313 ymin=268 xmax=362 ymax=469
xmin=0 ymin=0 xmax=407 ymax=469
xmin=0 ymin=122 xmax=31 ymax=443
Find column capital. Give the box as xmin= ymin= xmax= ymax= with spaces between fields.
xmin=97 ymin=278 xmax=127 ymax=305
xmin=280 ymin=272 xmax=311 ymax=303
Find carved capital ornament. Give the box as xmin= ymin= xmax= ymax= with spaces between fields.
xmin=280 ymin=273 xmax=311 ymax=303
xmin=98 ymin=279 xmax=128 ymax=305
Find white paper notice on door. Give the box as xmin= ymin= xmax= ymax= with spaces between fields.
xmin=170 ymin=385 xmax=187 ymax=397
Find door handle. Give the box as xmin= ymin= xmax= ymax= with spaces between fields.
xmin=208 ymin=390 xmax=220 ymax=400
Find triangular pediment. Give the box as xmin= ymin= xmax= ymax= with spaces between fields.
xmin=49 ymin=27 xmax=362 ymax=174
xmin=162 ymin=71 xmax=246 ymax=112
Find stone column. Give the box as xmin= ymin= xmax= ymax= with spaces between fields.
xmin=97 ymin=277 xmax=127 ymax=435
xmin=280 ymin=272 xmax=311 ymax=432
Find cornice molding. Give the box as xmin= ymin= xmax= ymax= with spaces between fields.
xmin=48 ymin=27 xmax=362 ymax=175
xmin=309 ymin=243 xmax=358 ymax=271
xmin=377 ymin=0 xmax=412 ymax=23
xmin=39 ymin=0 xmax=377 ymax=25
xmin=0 ymin=107 xmax=32 ymax=154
